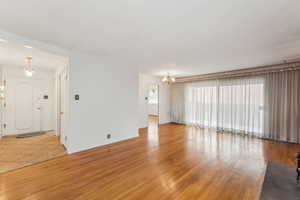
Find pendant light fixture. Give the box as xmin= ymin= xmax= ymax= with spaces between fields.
xmin=162 ymin=72 xmax=175 ymax=84
xmin=25 ymin=56 xmax=34 ymax=77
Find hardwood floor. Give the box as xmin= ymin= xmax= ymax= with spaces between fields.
xmin=0 ymin=120 xmax=299 ymax=200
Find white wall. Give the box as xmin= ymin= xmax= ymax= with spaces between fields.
xmin=68 ymin=51 xmax=139 ymax=153
xmin=148 ymin=104 xmax=158 ymax=115
xmin=138 ymin=74 xmax=171 ymax=128
xmin=2 ymin=66 xmax=55 ymax=135
xmin=0 ymin=30 xmax=139 ymax=154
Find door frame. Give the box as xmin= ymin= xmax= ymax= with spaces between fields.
xmin=0 ymin=68 xmax=4 ymax=138
xmin=147 ymin=83 xmax=160 ymax=126
xmin=0 ymin=31 xmax=71 ymax=151
xmin=55 ymin=61 xmax=70 ymax=149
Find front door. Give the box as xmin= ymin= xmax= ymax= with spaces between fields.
xmin=4 ymin=77 xmax=41 ymax=135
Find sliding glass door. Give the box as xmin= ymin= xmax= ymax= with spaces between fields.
xmin=183 ymin=77 xmax=264 ymax=136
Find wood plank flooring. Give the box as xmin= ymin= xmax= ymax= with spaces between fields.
xmin=0 ymin=119 xmax=299 ymax=200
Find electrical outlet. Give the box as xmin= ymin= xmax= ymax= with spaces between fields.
xmin=107 ymin=134 xmax=111 ymax=139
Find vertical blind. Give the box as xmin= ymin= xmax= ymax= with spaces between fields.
xmin=171 ymin=70 xmax=300 ymax=143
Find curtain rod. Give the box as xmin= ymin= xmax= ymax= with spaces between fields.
xmin=175 ymin=60 xmax=300 ymax=83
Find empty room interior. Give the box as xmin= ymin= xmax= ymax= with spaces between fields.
xmin=0 ymin=1 xmax=300 ymax=200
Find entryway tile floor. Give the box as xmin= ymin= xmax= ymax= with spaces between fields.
xmin=0 ymin=132 xmax=66 ymax=173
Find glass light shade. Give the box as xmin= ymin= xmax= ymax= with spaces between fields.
xmin=25 ymin=69 xmax=34 ymax=77
xmin=25 ymin=56 xmax=34 ymax=77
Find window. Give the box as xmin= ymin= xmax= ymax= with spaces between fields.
xmin=148 ymin=85 xmax=158 ymax=104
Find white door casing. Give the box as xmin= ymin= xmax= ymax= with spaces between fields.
xmin=58 ymin=69 xmax=67 ymax=146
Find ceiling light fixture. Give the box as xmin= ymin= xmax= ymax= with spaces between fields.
xmin=162 ymin=73 xmax=175 ymax=84
xmin=24 ymin=45 xmax=33 ymax=49
xmin=24 ymin=56 xmax=35 ymax=77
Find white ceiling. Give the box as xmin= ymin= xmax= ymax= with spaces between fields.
xmin=0 ymin=0 xmax=299 ymax=76
xmin=0 ymin=39 xmax=68 ymax=71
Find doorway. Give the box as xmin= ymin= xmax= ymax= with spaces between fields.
xmin=147 ymin=84 xmax=159 ymax=132
xmin=0 ymin=39 xmax=69 ymax=173
xmin=57 ymin=67 xmax=69 ymax=148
